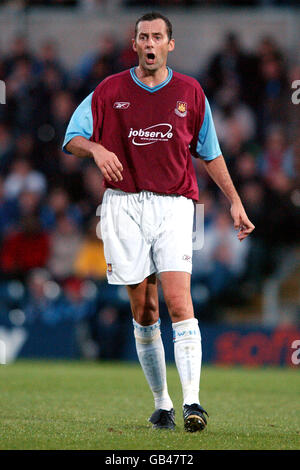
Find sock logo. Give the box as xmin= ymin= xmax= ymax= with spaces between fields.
xmin=173 ymin=329 xmax=199 ymax=342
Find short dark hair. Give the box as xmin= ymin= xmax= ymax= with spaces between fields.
xmin=134 ymin=12 xmax=173 ymax=42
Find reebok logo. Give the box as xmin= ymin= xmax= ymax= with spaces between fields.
xmin=114 ymin=102 xmax=130 ymax=109
xmin=128 ymin=123 xmax=173 ymax=146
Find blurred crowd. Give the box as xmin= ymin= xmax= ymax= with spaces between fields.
xmin=0 ymin=27 xmax=299 ymax=353
xmin=2 ymin=1 xmax=299 ymax=8
xmin=124 ymin=0 xmax=300 ymax=6
xmin=2 ymin=0 xmax=300 ymax=9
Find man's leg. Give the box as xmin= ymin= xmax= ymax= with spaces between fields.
xmin=160 ymin=271 xmax=201 ymax=405
xmin=160 ymin=271 xmax=208 ymax=431
xmin=126 ymin=274 xmax=174 ymax=413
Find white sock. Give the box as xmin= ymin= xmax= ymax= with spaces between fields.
xmin=133 ymin=319 xmax=173 ymax=411
xmin=172 ymin=318 xmax=202 ymax=406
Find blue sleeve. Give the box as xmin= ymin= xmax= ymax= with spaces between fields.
xmin=196 ymin=96 xmax=222 ymax=161
xmin=62 ymin=92 xmax=94 ymax=154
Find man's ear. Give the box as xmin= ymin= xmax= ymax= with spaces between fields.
xmin=132 ymin=38 xmax=137 ymax=52
xmin=168 ymin=38 xmax=175 ymax=52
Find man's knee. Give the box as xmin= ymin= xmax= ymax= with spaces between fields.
xmin=159 ymin=272 xmax=194 ymax=322
xmin=164 ymin=293 xmax=194 ymax=323
xmin=132 ymin=298 xmax=159 ymax=325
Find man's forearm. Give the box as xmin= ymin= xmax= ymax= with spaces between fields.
xmin=203 ymin=155 xmax=241 ymax=205
xmin=65 ymin=136 xmax=104 ymax=158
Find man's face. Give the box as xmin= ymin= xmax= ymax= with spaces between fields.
xmin=133 ymin=19 xmax=175 ymax=72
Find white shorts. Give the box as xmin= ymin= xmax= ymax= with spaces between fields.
xmin=100 ymin=189 xmax=194 ymax=285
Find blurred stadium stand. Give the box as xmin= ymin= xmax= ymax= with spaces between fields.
xmin=0 ymin=2 xmax=299 ymax=362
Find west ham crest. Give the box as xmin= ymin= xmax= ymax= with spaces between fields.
xmin=175 ymin=101 xmax=187 ymax=117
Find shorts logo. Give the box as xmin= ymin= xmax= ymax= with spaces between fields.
xmin=128 ymin=123 xmax=173 ymax=146
xmin=113 ymin=102 xmax=130 ymax=109
xmin=107 ymin=263 xmax=113 ymax=274
xmin=182 ymin=254 xmax=192 ymax=263
xmin=175 ymin=101 xmax=187 ymax=117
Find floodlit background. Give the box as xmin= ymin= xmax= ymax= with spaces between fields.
xmin=0 ymin=0 xmax=299 ymax=366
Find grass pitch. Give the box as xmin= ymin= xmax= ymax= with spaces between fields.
xmin=1 ymin=360 xmax=299 ymax=450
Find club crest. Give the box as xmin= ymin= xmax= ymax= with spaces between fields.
xmin=175 ymin=101 xmax=187 ymax=117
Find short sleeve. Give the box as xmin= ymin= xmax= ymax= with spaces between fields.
xmin=62 ymin=92 xmax=94 ymax=154
xmin=196 ymin=96 xmax=222 ymax=161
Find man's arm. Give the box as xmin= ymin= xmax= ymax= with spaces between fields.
xmin=62 ymin=91 xmax=123 ymax=183
xmin=203 ymin=154 xmax=255 ymax=241
xmin=66 ymin=136 xmax=123 ymax=183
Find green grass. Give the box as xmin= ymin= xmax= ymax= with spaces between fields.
xmin=1 ymin=360 xmax=299 ymax=450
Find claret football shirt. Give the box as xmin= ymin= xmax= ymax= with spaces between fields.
xmin=63 ymin=67 xmax=221 ymax=201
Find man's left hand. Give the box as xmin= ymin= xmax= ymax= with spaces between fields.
xmin=230 ymin=202 xmax=255 ymax=242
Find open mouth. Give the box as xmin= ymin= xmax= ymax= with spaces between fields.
xmin=146 ymin=52 xmax=156 ymax=63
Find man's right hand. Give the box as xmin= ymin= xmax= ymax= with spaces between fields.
xmin=65 ymin=136 xmax=123 ymax=183
xmin=92 ymin=146 xmax=123 ymax=183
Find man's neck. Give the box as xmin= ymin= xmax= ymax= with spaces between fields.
xmin=135 ymin=65 xmax=169 ymax=88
